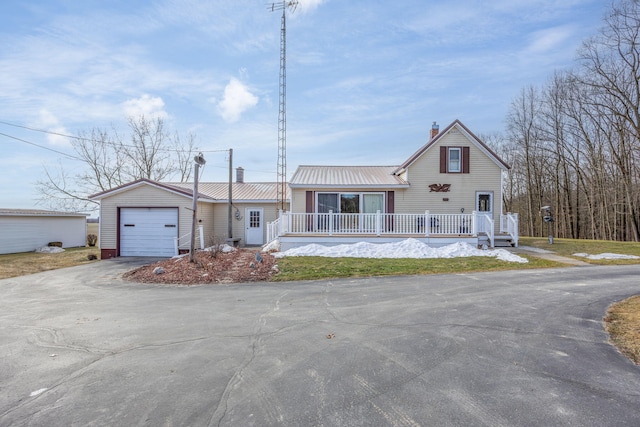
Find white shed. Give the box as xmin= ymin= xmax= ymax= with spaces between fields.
xmin=0 ymin=209 xmax=88 ymax=255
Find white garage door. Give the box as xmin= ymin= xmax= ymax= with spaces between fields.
xmin=120 ymin=208 xmax=178 ymax=257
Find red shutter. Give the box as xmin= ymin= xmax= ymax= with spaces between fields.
xmin=306 ymin=191 xmax=314 ymax=213
xmin=305 ymin=191 xmax=314 ymax=231
xmin=386 ymin=191 xmax=395 ymax=232
xmin=440 ymin=146 xmax=447 ymax=173
xmin=462 ymin=147 xmax=470 ymax=173
xmin=386 ymin=191 xmax=394 ymax=213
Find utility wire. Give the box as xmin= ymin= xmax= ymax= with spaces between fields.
xmin=0 ymin=132 xmax=82 ymax=161
xmin=0 ymin=119 xmax=230 ymax=154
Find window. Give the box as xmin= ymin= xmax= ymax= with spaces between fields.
xmin=440 ymin=146 xmax=470 ymax=173
xmin=448 ymin=148 xmax=461 ymax=172
xmin=316 ymin=192 xmax=385 ymax=214
xmin=476 ymin=192 xmax=493 ymax=213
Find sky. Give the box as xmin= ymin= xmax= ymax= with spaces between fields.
xmin=0 ymin=0 xmax=611 ymax=212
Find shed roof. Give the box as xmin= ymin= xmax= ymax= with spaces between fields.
xmin=168 ymin=182 xmax=289 ymax=202
xmin=289 ymin=166 xmax=409 ymax=188
xmin=0 ymin=209 xmax=88 ymax=217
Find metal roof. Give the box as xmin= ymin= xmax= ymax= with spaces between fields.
xmin=167 ymin=182 xmax=289 ymax=202
xmin=0 ymin=209 xmax=88 ymax=217
xmin=289 ymin=166 xmax=409 ymax=188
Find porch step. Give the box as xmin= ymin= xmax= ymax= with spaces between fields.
xmin=478 ymin=234 xmax=515 ymax=248
xmin=493 ymin=234 xmax=515 ymax=247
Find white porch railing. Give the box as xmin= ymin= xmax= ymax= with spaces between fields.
xmin=500 ymin=212 xmax=519 ymax=247
xmin=270 ymin=211 xmax=480 ymax=237
xmin=476 ymin=213 xmax=494 ymax=247
xmin=174 ymin=225 xmax=204 ymax=256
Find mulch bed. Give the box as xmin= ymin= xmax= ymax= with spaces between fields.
xmin=123 ymin=249 xmax=279 ymax=285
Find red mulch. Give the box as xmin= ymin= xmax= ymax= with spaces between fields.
xmin=122 ymin=249 xmax=278 ymax=285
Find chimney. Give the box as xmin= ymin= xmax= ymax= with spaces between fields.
xmin=236 ymin=167 xmax=244 ymax=183
xmin=430 ymin=121 xmax=439 ymax=139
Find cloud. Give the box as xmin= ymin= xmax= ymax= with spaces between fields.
xmin=216 ymin=78 xmax=259 ymax=123
xmin=525 ymin=25 xmax=575 ymax=54
xmin=122 ymin=94 xmax=168 ymax=119
xmin=37 ymin=110 xmax=71 ymax=147
xmin=297 ymin=0 xmax=326 ymax=13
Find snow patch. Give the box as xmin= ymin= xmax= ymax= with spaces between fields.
xmin=35 ymin=246 xmax=65 ymax=254
xmin=273 ymin=239 xmax=528 ymax=263
xmin=573 ymin=252 xmax=640 ymax=260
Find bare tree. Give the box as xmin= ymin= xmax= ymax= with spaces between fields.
xmin=36 ymin=116 xmax=199 ymax=212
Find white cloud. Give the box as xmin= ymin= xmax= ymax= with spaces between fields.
xmin=525 ymin=25 xmax=575 ymax=54
xmin=37 ymin=109 xmax=71 ymax=147
xmin=122 ymin=94 xmax=168 ymax=119
xmin=297 ymin=0 xmax=326 ymax=13
xmin=216 ymin=78 xmax=259 ymax=123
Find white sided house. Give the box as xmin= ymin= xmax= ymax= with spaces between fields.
xmin=0 ymin=209 xmax=88 ymax=254
xmin=90 ymin=170 xmax=289 ymax=258
xmin=268 ymin=119 xmax=519 ymax=250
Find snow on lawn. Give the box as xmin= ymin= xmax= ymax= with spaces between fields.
xmin=573 ymin=252 xmax=640 ymax=260
xmin=272 ymin=239 xmax=528 ymax=263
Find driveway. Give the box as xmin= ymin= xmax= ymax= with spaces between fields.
xmin=1 ymin=260 xmax=639 ymax=426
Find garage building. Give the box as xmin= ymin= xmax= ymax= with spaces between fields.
xmin=0 ymin=209 xmax=88 ymax=255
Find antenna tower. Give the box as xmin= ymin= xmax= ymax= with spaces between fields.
xmin=269 ymin=0 xmax=298 ymax=212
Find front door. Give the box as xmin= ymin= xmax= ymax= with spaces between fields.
xmin=476 ymin=192 xmax=493 ymax=233
xmin=245 ymin=208 xmax=264 ymax=245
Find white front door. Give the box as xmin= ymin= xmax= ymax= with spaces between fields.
xmin=476 ymin=192 xmax=493 ymax=234
xmin=245 ymin=208 xmax=264 ymax=245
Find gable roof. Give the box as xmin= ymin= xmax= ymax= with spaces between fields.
xmin=393 ymin=119 xmax=510 ymax=174
xmin=88 ymin=178 xmax=210 ymax=201
xmin=289 ymin=166 xmax=409 ymax=189
xmin=89 ymin=178 xmax=288 ymax=203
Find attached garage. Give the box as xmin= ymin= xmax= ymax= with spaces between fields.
xmin=119 ymin=208 xmax=178 ymax=257
xmin=90 ymin=176 xmax=287 ymax=258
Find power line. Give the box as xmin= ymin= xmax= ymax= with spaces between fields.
xmin=0 ymin=119 xmax=231 ymax=154
xmin=0 ymin=132 xmax=82 ymax=161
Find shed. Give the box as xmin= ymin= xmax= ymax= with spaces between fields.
xmin=0 ymin=209 xmax=88 ymax=255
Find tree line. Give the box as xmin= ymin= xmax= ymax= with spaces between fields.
xmin=497 ymin=0 xmax=640 ymax=241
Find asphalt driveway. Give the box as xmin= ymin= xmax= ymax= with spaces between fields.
xmin=1 ymin=259 xmax=639 ymax=426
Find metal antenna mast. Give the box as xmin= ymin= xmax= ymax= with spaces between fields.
xmin=269 ymin=0 xmax=298 ymax=212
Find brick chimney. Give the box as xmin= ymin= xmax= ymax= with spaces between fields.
xmin=236 ymin=167 xmax=244 ymax=183
xmin=430 ymin=121 xmax=439 ymax=139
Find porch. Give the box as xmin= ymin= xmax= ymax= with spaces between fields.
xmin=266 ymin=211 xmax=519 ymax=250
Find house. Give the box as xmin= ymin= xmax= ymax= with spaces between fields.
xmin=89 ymin=169 xmax=289 ymax=258
xmin=0 ymin=209 xmax=88 ymax=254
xmin=268 ymin=119 xmax=519 ymax=250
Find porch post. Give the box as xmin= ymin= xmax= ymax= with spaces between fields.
xmin=425 ymin=210 xmax=430 ymax=237
xmin=375 ymin=210 xmax=381 ymax=236
xmin=471 ymin=211 xmax=477 ymax=236
xmin=329 ymin=210 xmax=334 ymax=236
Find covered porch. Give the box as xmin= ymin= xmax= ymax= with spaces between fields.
xmin=267 ymin=211 xmax=519 ymax=250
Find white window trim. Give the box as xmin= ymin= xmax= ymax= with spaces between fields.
xmin=448 ymin=147 xmax=462 ymax=173
xmin=316 ymin=192 xmax=386 ymax=213
xmin=476 ymin=191 xmax=493 ymax=214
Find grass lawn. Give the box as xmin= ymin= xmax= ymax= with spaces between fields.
xmin=605 ymin=296 xmax=640 ymax=364
xmin=519 ymin=237 xmax=640 ymax=265
xmin=272 ymin=254 xmax=560 ymax=282
xmin=0 ymin=247 xmax=100 ymax=280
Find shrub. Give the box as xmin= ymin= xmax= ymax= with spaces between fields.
xmin=87 ymin=234 xmax=98 ymax=247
